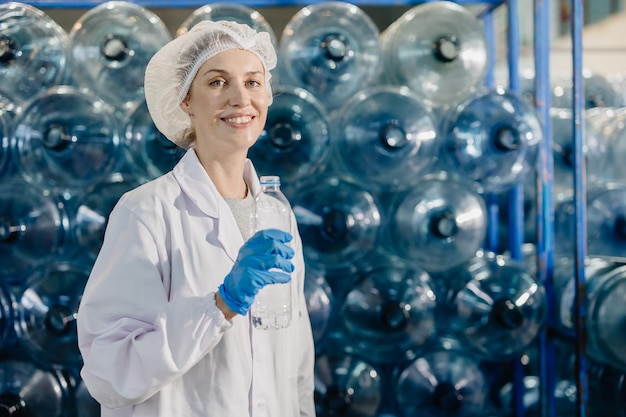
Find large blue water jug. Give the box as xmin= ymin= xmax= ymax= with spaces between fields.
xmin=585 ymin=107 xmax=626 ymax=185
xmin=387 ymin=171 xmax=488 ymax=273
xmin=249 ymin=85 xmax=331 ymax=185
xmin=338 ymin=260 xmax=437 ymax=364
xmin=450 ymin=250 xmax=547 ymax=360
xmin=12 ymin=85 xmax=123 ymax=191
xmin=277 ymin=1 xmax=382 ymax=112
xmin=395 ymin=337 xmax=488 ymax=417
xmin=304 ymin=265 xmax=334 ymax=351
xmin=176 ymin=2 xmax=277 ymax=47
xmin=0 ymin=178 xmax=68 ymax=277
xmin=551 ymin=69 xmax=620 ymax=109
xmin=497 ymin=375 xmax=577 ymax=417
xmin=124 ymin=100 xmax=185 ymax=180
xmin=333 ymin=85 xmax=440 ymax=192
xmin=0 ymin=3 xmax=67 ymax=104
xmin=314 ymin=352 xmax=383 ymax=417
xmin=0 ymin=281 xmax=15 ymax=351
xmin=554 ymin=183 xmax=626 ymax=259
xmin=441 ymin=87 xmax=543 ymax=193
xmin=14 ymin=261 xmax=91 ymax=369
xmin=75 ymin=377 xmax=100 ymax=417
xmin=0 ymin=357 xmax=71 ymax=417
xmin=68 ymin=1 xmax=171 ymax=110
xmin=73 ymin=172 xmax=144 ymax=262
xmin=0 ymin=104 xmax=11 ymax=179
xmin=587 ymin=361 xmax=626 ymax=416
xmin=555 ymin=257 xmax=626 ymax=371
xmin=551 ymin=107 xmax=613 ymax=198
xmin=291 ymin=174 xmax=381 ymax=271
xmin=380 ymin=1 xmax=487 ymax=109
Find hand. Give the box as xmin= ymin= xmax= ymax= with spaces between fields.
xmin=218 ymin=228 xmax=294 ymax=316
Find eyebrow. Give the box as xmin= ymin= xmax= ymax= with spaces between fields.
xmin=201 ymin=68 xmax=264 ymax=77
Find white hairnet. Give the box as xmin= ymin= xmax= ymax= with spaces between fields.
xmin=144 ymin=20 xmax=277 ymax=148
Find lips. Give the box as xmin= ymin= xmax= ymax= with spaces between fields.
xmin=222 ymin=115 xmax=254 ymax=124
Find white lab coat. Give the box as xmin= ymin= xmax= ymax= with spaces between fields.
xmin=77 ymin=149 xmax=316 ymax=417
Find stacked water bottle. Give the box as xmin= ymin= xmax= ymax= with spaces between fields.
xmin=0 ymin=1 xmax=625 ymax=416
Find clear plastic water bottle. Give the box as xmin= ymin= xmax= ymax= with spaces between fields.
xmin=380 ymin=1 xmax=488 ymax=109
xmin=249 ymin=85 xmax=331 ymax=184
xmin=290 ymin=174 xmax=381 ymax=271
xmin=251 ymin=176 xmax=293 ymax=330
xmin=555 ymin=257 xmax=626 ymax=370
xmin=387 ymin=171 xmax=488 ymax=273
xmin=333 ymin=85 xmax=439 ymax=192
xmin=14 ymin=261 xmax=90 ymax=369
xmin=314 ymin=352 xmax=383 ymax=417
xmin=441 ymin=87 xmax=544 ymax=193
xmin=277 ymin=1 xmax=382 ymax=111
xmin=0 ymin=357 xmax=71 ymax=417
xmin=67 ymin=1 xmax=171 ymax=110
xmin=395 ymin=337 xmax=488 ymax=417
xmin=0 ymin=178 xmax=68 ymax=277
xmin=12 ymin=85 xmax=123 ymax=191
xmin=176 ymin=2 xmax=277 ymax=47
xmin=451 ymin=250 xmax=547 ymax=360
xmin=124 ymin=100 xmax=185 ymax=180
xmin=338 ymin=260 xmax=437 ymax=365
xmin=0 ymin=3 xmax=68 ymax=103
xmin=73 ymin=172 xmax=144 ymax=261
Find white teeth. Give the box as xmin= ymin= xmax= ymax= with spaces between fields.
xmin=224 ymin=116 xmax=252 ymax=124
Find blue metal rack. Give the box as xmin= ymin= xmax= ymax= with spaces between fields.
xmin=10 ymin=0 xmax=506 ymax=8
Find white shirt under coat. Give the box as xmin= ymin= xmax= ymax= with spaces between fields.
xmin=77 ymin=149 xmax=316 ymax=417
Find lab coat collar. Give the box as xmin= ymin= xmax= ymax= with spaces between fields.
xmin=172 ymin=149 xmax=261 ymax=262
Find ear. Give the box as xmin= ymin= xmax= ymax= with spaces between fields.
xmin=180 ymin=98 xmax=190 ymax=113
xmin=180 ymin=97 xmax=194 ymax=117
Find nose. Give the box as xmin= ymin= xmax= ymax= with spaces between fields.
xmin=228 ymin=83 xmax=251 ymax=106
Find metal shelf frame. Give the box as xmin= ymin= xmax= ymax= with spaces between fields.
xmin=12 ymin=0 xmax=507 ymax=8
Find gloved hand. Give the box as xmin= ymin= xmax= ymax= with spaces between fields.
xmin=218 ymin=228 xmax=294 ymax=315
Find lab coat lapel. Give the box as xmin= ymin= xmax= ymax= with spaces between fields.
xmin=172 ymin=150 xmax=245 ymax=263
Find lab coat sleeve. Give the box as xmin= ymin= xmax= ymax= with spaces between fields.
xmin=77 ymin=202 xmax=231 ymax=409
xmin=293 ymin=222 xmax=317 ymax=417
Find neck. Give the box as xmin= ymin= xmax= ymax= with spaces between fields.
xmin=194 ymin=149 xmax=248 ymax=199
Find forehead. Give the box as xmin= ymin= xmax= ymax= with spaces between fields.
xmin=201 ymin=49 xmax=265 ymax=73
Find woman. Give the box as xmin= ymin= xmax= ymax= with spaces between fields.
xmin=76 ymin=20 xmax=315 ymax=417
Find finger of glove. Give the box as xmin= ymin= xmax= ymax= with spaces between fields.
xmin=240 ymin=237 xmax=295 ymax=260
xmin=248 ymin=269 xmax=292 ymax=287
xmin=238 ymin=252 xmax=295 ymax=273
xmin=249 ymin=228 xmax=293 ymax=245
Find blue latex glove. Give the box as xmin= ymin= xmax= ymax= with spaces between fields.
xmin=218 ymin=228 xmax=294 ymax=315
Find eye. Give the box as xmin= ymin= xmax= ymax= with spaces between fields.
xmin=209 ymin=79 xmax=226 ymax=87
xmin=247 ymin=80 xmax=262 ymax=88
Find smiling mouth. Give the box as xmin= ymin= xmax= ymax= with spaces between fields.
xmin=223 ymin=116 xmax=253 ymax=124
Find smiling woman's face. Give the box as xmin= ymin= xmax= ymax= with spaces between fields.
xmin=180 ymin=48 xmax=269 ymax=156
